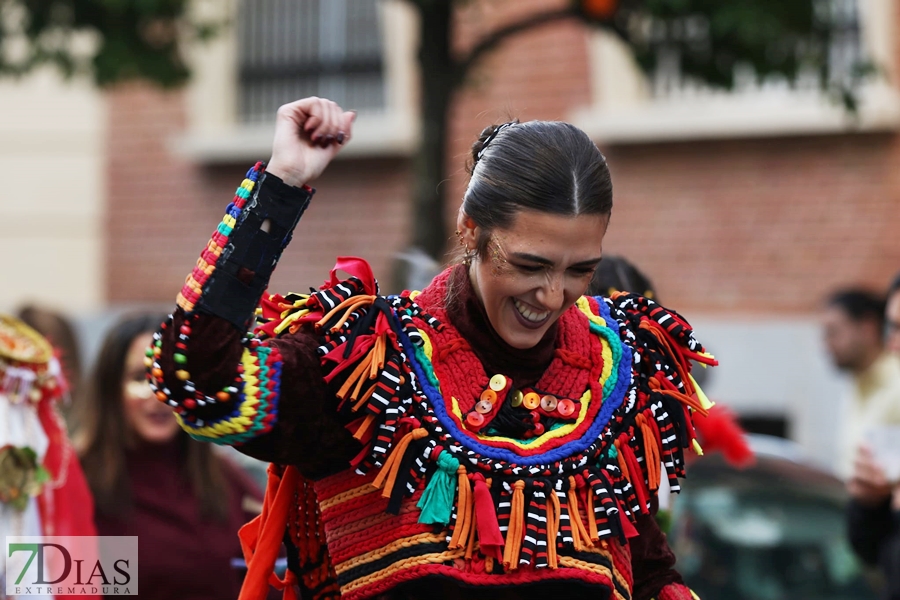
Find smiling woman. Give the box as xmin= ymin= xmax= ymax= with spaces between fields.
xmin=149 ymin=97 xmax=715 ymax=600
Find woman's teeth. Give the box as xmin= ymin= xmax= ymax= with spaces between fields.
xmin=513 ymin=299 xmax=550 ymax=323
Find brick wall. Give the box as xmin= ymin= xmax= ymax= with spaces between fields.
xmin=106 ymin=0 xmax=900 ymax=314
xmin=106 ymin=84 xmax=412 ymax=303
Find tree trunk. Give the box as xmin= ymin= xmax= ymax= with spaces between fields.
xmin=411 ymin=0 xmax=456 ymax=261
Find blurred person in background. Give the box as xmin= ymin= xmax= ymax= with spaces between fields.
xmin=17 ymin=304 xmax=84 ymax=423
xmin=847 ymin=275 xmax=900 ymax=600
xmin=823 ymin=289 xmax=900 ymax=481
xmin=0 ymin=314 xmax=97 ymax=599
xmin=74 ymin=314 xmax=263 ymax=600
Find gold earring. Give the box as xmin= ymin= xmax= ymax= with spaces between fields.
xmin=463 ymin=247 xmax=476 ymax=267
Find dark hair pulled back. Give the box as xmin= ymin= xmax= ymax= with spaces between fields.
xmin=463 ymin=120 xmax=613 ymax=256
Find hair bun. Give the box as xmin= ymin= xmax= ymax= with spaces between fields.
xmin=468 ymin=121 xmax=518 ymax=174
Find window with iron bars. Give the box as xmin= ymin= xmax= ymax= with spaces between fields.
xmin=237 ymin=0 xmax=385 ymax=123
xmin=648 ymin=0 xmax=864 ymax=102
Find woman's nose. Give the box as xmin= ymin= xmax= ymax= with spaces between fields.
xmin=535 ymin=277 xmax=565 ymax=311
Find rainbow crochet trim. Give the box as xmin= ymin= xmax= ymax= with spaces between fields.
xmin=176 ymin=162 xmax=264 ymax=313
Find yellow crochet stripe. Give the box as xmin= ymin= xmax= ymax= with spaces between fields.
xmin=318 ymin=481 xmax=380 ymax=512
xmin=557 ymin=556 xmax=630 ymax=600
xmin=339 ymin=550 xmax=465 ymax=594
xmin=576 ymin=296 xmax=609 ymax=328
xmin=175 ymin=347 xmax=261 ymax=438
xmin=334 ymin=532 xmax=449 ymax=575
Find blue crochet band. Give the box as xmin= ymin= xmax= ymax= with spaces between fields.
xmin=395 ymin=299 xmax=633 ymax=467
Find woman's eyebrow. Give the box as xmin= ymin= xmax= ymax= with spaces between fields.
xmin=510 ymin=252 xmax=554 ymax=266
xmin=510 ymin=252 xmax=603 ymax=268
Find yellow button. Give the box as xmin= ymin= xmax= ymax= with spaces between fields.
xmin=510 ymin=390 xmax=524 ymax=408
xmin=540 ymin=395 xmax=558 ymax=412
xmin=523 ymin=392 xmax=541 ymax=410
xmin=489 ymin=374 xmax=508 ymax=392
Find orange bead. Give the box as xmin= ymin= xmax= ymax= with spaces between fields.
xmin=152 ymin=368 xmax=164 ymax=379
xmin=155 ymin=391 xmax=168 ymax=402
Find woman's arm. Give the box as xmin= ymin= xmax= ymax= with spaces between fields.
xmin=150 ymin=99 xmax=361 ymax=475
xmin=630 ymin=500 xmax=697 ymax=600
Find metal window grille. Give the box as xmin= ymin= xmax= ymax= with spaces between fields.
xmin=650 ymin=0 xmax=864 ymax=100
xmin=237 ymin=0 xmax=385 ymax=123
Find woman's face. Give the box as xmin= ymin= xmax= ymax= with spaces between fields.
xmin=122 ymin=332 xmax=180 ymax=445
xmin=460 ymin=209 xmax=609 ymax=349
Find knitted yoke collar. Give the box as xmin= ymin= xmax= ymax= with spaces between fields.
xmin=444 ymin=264 xmax=556 ymax=388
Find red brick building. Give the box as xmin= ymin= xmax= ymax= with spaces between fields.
xmin=104 ymin=0 xmax=900 ymax=468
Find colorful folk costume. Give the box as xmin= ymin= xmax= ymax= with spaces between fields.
xmin=150 ymin=164 xmax=717 ymax=600
xmin=0 ymin=315 xmax=98 ymax=599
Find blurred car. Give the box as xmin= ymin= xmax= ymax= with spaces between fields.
xmin=668 ymin=434 xmax=877 ymax=600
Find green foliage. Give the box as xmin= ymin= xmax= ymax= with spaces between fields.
xmin=0 ymin=0 xmax=221 ymax=87
xmin=575 ymin=0 xmax=869 ymax=109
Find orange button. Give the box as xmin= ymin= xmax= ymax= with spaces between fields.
xmin=466 ymin=412 xmax=485 ymax=428
xmin=523 ymin=392 xmax=541 ymax=410
xmin=489 ymin=374 xmax=508 ymax=392
xmin=480 ymin=389 xmax=498 ymax=404
xmin=540 ymin=395 xmax=558 ymax=412
xmin=475 ymin=400 xmax=494 ymax=414
xmin=510 ymin=390 xmax=524 ymax=408
xmin=557 ymin=398 xmax=576 ymax=417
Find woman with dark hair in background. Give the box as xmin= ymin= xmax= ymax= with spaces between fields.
xmin=76 ymin=314 xmax=262 ymax=600
xmin=150 ymin=97 xmax=717 ymax=600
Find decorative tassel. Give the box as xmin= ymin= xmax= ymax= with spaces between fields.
xmin=441 ymin=467 xmax=471 ymax=547
xmin=417 ymin=450 xmax=460 ymax=525
xmin=372 ymin=427 xmax=427 ymax=498
xmin=502 ymin=481 xmax=526 ymax=570
xmin=637 ymin=413 xmax=661 ymax=491
xmin=471 ymin=474 xmax=503 ymax=560
xmin=547 ymin=487 xmax=561 ymax=568
xmin=352 ymin=414 xmax=376 ymax=441
xmin=566 ymin=476 xmax=592 ymax=550
xmin=585 ymin=484 xmax=599 ymax=543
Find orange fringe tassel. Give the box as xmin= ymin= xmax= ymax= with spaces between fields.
xmin=566 ymin=476 xmax=593 ymax=551
xmin=371 ymin=427 xmax=428 ymax=498
xmin=449 ymin=466 xmax=473 ymax=550
xmin=502 ymin=481 xmax=526 ymax=570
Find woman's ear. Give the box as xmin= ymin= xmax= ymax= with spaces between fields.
xmin=456 ymin=210 xmax=478 ymax=252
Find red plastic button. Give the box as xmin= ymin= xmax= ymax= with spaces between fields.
xmin=466 ymin=412 xmax=485 ymax=428
xmin=557 ymin=398 xmax=576 ymax=417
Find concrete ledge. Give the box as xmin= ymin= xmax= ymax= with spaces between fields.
xmin=572 ymin=84 xmax=900 ymax=145
xmin=171 ymin=111 xmax=419 ymax=163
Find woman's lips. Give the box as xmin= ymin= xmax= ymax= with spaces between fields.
xmin=512 ymin=298 xmax=551 ymax=330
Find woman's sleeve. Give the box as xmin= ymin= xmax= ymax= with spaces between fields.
xmin=150 ymin=163 xmax=359 ymax=476
xmin=630 ymin=500 xmax=697 ymax=600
